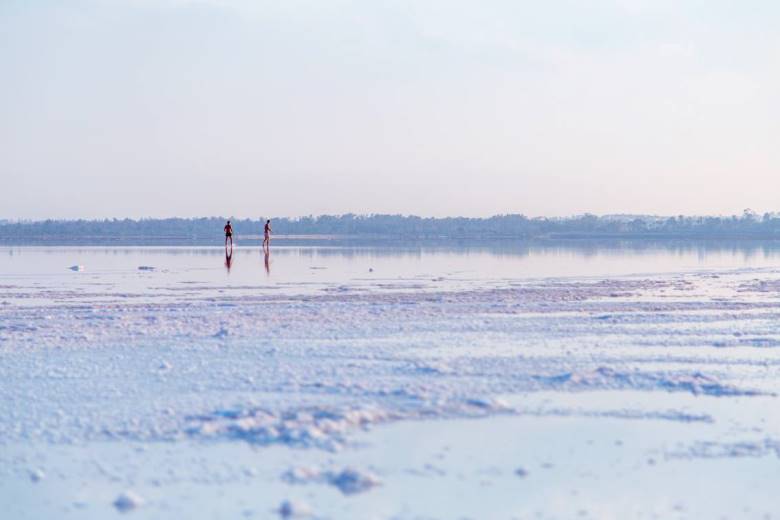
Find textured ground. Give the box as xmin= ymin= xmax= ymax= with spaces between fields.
xmin=2 ymin=251 xmax=780 ymax=518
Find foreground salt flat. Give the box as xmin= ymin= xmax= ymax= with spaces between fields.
xmin=2 ymin=249 xmax=780 ymax=519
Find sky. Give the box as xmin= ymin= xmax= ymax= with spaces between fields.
xmin=1 ymin=0 xmax=779 ymax=220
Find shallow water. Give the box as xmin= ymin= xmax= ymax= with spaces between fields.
xmin=2 ymin=241 xmax=780 ymax=519
xmin=3 ymin=240 xmax=780 ymax=301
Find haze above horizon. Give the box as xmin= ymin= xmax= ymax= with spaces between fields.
xmin=2 ymin=0 xmax=779 ymax=220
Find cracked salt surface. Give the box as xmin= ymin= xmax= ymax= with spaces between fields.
xmin=3 ymin=244 xmax=780 ymax=518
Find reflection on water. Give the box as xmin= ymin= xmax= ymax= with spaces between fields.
xmin=2 ymin=239 xmax=780 ymax=286
xmin=3 ymin=239 xmax=780 ymax=306
xmin=224 ymin=245 xmax=234 ymax=273
xmin=5 ymin=238 xmax=780 ymax=257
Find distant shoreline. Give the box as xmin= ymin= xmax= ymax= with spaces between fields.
xmin=3 ymin=213 xmax=780 ymax=244
xmin=4 ymin=234 xmax=780 ymax=248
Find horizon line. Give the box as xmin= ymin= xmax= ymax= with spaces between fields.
xmin=0 ymin=210 xmax=773 ymax=224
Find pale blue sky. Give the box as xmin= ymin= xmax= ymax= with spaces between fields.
xmin=2 ymin=0 xmax=779 ymax=219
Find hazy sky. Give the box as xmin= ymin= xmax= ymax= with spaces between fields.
xmin=2 ymin=0 xmax=779 ymax=219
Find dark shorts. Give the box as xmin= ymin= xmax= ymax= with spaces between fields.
xmin=225 ymin=233 xmax=232 ymax=237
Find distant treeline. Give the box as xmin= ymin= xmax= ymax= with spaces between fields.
xmin=3 ymin=211 xmax=780 ymax=243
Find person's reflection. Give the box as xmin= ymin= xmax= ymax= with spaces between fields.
xmin=225 ymin=244 xmax=233 ymax=273
xmin=264 ymin=247 xmax=271 ymax=276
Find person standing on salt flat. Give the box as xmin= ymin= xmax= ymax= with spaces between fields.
xmin=263 ymin=219 xmax=272 ymax=249
xmin=224 ymin=220 xmax=233 ymax=248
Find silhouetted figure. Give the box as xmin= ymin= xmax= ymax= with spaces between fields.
xmin=225 ymin=245 xmax=233 ymax=272
xmin=263 ymin=220 xmax=272 ymax=249
xmin=264 ymin=247 xmax=270 ymax=276
xmin=224 ymin=220 xmax=233 ymax=248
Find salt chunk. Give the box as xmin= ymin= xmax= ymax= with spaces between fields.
xmin=281 ymin=466 xmax=321 ymax=484
xmin=277 ymin=499 xmax=311 ymax=518
xmin=327 ymin=467 xmax=381 ymax=495
xmin=113 ymin=490 xmax=144 ymax=512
